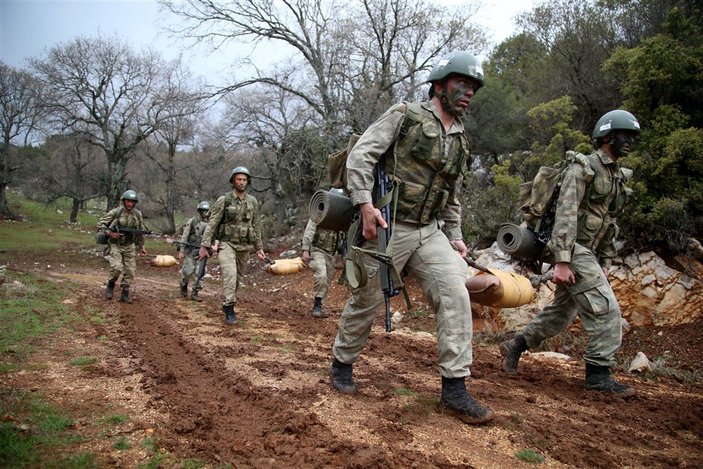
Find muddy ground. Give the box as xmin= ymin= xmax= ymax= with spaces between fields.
xmin=2 ymin=237 xmax=702 ymax=468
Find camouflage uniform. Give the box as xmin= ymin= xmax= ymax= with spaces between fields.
xmin=332 ymin=100 xmax=474 ymax=378
xmin=179 ymin=215 xmax=208 ymax=293
xmin=201 ymin=191 xmax=263 ymax=307
xmin=520 ymin=149 xmax=629 ymax=367
xmin=302 ymin=219 xmax=340 ymax=301
xmin=97 ymin=207 xmax=146 ymax=289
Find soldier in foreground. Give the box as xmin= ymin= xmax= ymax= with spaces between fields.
xmin=178 ymin=201 xmax=210 ymax=301
xmin=97 ymin=190 xmax=148 ymax=303
xmin=500 ymin=110 xmax=640 ymax=398
xmin=329 ymin=51 xmax=495 ymax=424
xmin=301 ymin=204 xmax=344 ymax=318
xmin=199 ymin=167 xmax=265 ymax=324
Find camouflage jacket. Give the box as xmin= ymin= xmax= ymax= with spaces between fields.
xmin=346 ymin=100 xmax=468 ymax=240
xmin=301 ymin=218 xmax=340 ymax=255
xmin=201 ymin=191 xmax=263 ymax=251
xmin=180 ymin=215 xmax=207 ymax=254
xmin=97 ymin=206 xmax=146 ymax=248
xmin=548 ymin=149 xmax=630 ymax=268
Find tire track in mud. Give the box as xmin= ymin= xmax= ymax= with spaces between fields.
xmin=115 ymin=294 xmax=468 ymax=468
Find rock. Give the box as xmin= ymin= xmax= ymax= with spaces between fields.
xmin=391 ymin=311 xmax=402 ymax=330
xmin=628 ymin=352 xmax=652 ymax=373
xmin=531 ymin=351 xmax=572 ymax=361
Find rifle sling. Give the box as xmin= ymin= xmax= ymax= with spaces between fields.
xmin=343 ymin=181 xmax=412 ymax=310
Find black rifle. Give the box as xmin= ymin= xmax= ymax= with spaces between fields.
xmin=110 ymin=226 xmax=152 ymax=236
xmin=375 ymin=157 xmax=399 ymax=333
xmin=193 ymin=246 xmax=212 ymax=293
xmin=172 ymin=240 xmax=201 ymax=251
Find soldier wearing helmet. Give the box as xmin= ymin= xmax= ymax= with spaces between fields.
xmin=177 ymin=201 xmax=210 ymax=301
xmin=329 ymin=51 xmax=495 ymax=425
xmin=97 ymin=189 xmax=148 ymax=303
xmin=199 ymin=166 xmax=265 ymax=324
xmin=500 ymin=110 xmax=641 ymax=398
xmin=301 ymin=188 xmax=346 ymax=318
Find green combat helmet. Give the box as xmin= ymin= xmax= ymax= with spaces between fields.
xmin=197 ymin=201 xmax=210 ymax=212
xmin=592 ymin=110 xmax=641 ymax=139
xmin=229 ymin=166 xmax=251 ymax=183
xmin=121 ymin=190 xmax=139 ymax=203
xmin=427 ymin=51 xmax=485 ymax=89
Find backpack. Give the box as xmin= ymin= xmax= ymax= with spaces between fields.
xmin=327 ymin=102 xmax=425 ymax=192
xmin=518 ymin=151 xmax=594 ymax=231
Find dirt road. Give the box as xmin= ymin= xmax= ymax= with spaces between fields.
xmin=5 ymin=245 xmax=703 ymax=468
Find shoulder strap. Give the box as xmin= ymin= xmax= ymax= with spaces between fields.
xmin=108 ymin=206 xmax=124 ymax=228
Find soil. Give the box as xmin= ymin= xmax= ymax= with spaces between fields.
xmin=2 ymin=236 xmax=702 ymax=468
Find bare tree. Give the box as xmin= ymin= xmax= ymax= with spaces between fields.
xmin=220 ymin=86 xmax=322 ymax=199
xmin=0 ymin=62 xmax=44 ymax=218
xmin=30 ymin=35 xmax=189 ymax=208
xmin=517 ymin=0 xmax=621 ymax=127
xmin=140 ymin=60 xmax=208 ymax=233
xmin=161 ymin=0 xmax=486 ymax=140
xmin=39 ymin=133 xmax=106 ymax=223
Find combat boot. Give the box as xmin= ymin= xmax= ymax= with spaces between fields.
xmin=584 ymin=364 xmax=636 ymax=398
xmin=190 ymin=291 xmax=202 ymax=302
xmin=330 ymin=358 xmax=356 ymax=394
xmin=438 ymin=376 xmax=495 ymax=425
xmin=499 ymin=334 xmax=528 ymax=374
xmin=104 ymin=280 xmax=116 ymax=300
xmin=223 ymin=304 xmax=237 ymax=324
xmin=180 ymin=281 xmax=188 ymax=298
xmin=119 ymin=287 xmax=132 ymax=304
xmin=312 ymin=297 xmax=328 ymax=318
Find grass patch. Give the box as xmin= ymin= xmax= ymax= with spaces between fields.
xmin=0 ymin=194 xmax=96 ymax=251
xmin=102 ymin=414 xmax=129 ymax=425
xmin=68 ymin=356 xmax=98 ymax=367
xmin=515 ymin=448 xmax=545 ymax=464
xmin=113 ymin=436 xmax=130 ymax=451
xmin=394 ymin=387 xmax=414 ymax=397
xmin=0 ymin=390 xmax=86 ymax=467
xmin=0 ymin=271 xmax=72 ymax=367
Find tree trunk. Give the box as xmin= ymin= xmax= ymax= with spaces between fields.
xmin=70 ymin=198 xmax=81 ymax=223
xmin=0 ymin=183 xmax=13 ymax=219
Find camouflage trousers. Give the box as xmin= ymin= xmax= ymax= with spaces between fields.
xmin=309 ymin=248 xmax=336 ymax=300
xmin=180 ymin=251 xmax=205 ymax=292
xmin=332 ymin=220 xmax=473 ymax=378
xmin=107 ymin=243 xmax=136 ymax=288
xmin=219 ymin=243 xmax=250 ymax=307
xmin=521 ymin=243 xmax=622 ymax=367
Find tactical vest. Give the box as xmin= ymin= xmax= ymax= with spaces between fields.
xmin=184 ymin=216 xmax=206 ymax=245
xmin=109 ymin=207 xmax=143 ymax=246
xmin=217 ymin=192 xmax=258 ymax=246
xmin=312 ymin=228 xmax=339 ymax=255
xmin=576 ymin=151 xmax=629 ymax=254
xmin=387 ymin=102 xmax=469 ymax=225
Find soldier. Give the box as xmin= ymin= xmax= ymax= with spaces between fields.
xmin=329 ymin=51 xmax=495 ymax=425
xmin=301 ymin=203 xmax=343 ymax=318
xmin=178 ymin=201 xmax=210 ymax=301
xmin=199 ymin=166 xmax=265 ymax=324
xmin=97 ymin=189 xmax=148 ymax=303
xmin=500 ymin=110 xmax=640 ymax=398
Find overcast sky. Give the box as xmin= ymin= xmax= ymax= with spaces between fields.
xmin=1 ymin=0 xmax=534 ymax=84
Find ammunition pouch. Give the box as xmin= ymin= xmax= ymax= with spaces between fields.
xmin=96 ymin=231 xmax=108 ymax=245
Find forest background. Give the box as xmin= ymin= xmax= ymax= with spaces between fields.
xmin=1 ymin=0 xmax=701 ymax=256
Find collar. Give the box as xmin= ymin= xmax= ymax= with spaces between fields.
xmin=422 ymin=100 xmax=465 ymax=134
